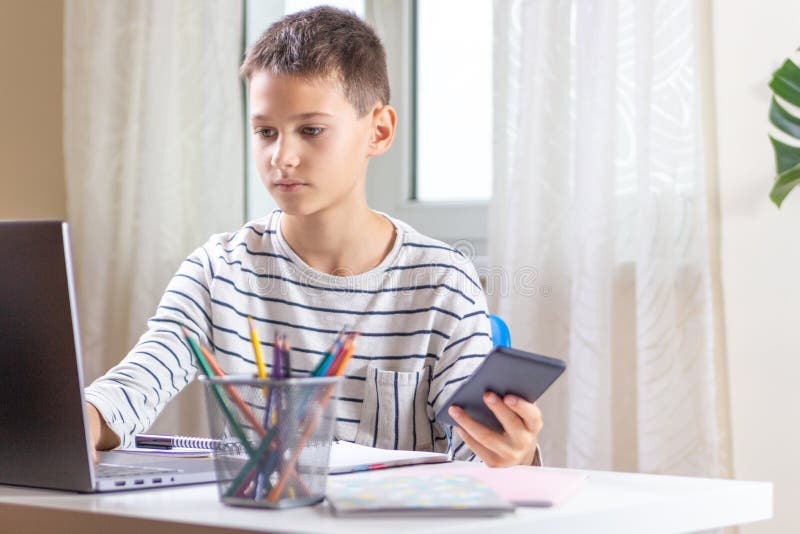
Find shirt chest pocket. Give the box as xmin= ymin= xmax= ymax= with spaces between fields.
xmin=355 ymin=363 xmax=434 ymax=452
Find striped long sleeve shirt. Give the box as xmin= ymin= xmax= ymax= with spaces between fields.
xmin=85 ymin=210 xmax=493 ymax=461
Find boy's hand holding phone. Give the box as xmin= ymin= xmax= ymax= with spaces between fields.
xmin=436 ymin=347 xmax=564 ymax=466
xmin=448 ymin=393 xmax=542 ymax=467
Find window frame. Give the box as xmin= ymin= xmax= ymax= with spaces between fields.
xmin=244 ymin=0 xmax=283 ymax=220
xmin=365 ymin=0 xmax=489 ymax=252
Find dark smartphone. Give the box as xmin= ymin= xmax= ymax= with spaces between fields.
xmin=436 ymin=346 xmax=566 ymax=433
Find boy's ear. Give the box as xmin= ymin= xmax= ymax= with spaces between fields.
xmin=367 ymin=104 xmax=397 ymax=156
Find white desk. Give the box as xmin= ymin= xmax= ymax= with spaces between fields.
xmin=0 ymin=464 xmax=772 ymax=534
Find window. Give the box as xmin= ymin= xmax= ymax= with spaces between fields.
xmin=414 ymin=0 xmax=493 ymax=202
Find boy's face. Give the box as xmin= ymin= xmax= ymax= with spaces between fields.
xmin=248 ymin=70 xmax=381 ymax=217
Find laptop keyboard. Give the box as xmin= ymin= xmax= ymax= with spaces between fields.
xmin=96 ymin=463 xmax=181 ymax=478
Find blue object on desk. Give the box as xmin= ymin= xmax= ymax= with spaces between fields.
xmin=489 ymin=315 xmax=511 ymax=348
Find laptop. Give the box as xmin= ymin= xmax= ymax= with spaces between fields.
xmin=0 ymin=220 xmax=217 ymax=492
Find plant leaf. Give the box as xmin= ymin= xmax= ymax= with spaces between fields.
xmin=770 ymin=97 xmax=800 ymax=141
xmin=769 ymin=132 xmax=800 ymax=174
xmin=769 ymin=58 xmax=800 ymax=106
xmin=768 ymin=50 xmax=800 ymax=208
xmin=770 ymin=161 xmax=800 ymax=207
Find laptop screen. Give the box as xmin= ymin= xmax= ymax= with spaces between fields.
xmin=0 ymin=220 xmax=95 ymax=491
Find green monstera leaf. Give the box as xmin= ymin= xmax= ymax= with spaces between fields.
xmin=769 ymin=49 xmax=800 ymax=207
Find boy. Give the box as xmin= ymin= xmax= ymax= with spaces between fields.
xmin=86 ymin=6 xmax=542 ymax=467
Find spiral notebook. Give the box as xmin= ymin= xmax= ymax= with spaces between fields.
xmin=126 ymin=435 xmax=450 ymax=472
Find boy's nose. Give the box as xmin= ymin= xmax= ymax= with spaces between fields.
xmin=270 ymin=138 xmax=300 ymax=169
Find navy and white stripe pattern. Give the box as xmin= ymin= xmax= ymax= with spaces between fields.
xmin=85 ymin=210 xmax=493 ymax=461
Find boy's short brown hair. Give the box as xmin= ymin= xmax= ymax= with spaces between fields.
xmin=241 ymin=6 xmax=390 ymax=117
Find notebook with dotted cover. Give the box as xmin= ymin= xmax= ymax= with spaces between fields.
xmin=326 ymin=472 xmax=515 ymax=517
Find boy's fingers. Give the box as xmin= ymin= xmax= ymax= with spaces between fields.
xmin=448 ymin=406 xmax=511 ymax=458
xmin=503 ymin=395 xmax=543 ymax=434
xmin=452 ymin=426 xmax=499 ymax=466
xmin=483 ymin=392 xmax=525 ymax=435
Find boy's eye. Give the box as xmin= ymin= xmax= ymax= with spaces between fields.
xmin=255 ymin=128 xmax=276 ymax=138
xmin=302 ymin=127 xmax=324 ymax=137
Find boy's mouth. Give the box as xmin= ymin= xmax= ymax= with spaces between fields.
xmin=274 ymin=180 xmax=307 ymax=193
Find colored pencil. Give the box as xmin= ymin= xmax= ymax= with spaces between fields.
xmin=247 ymin=316 xmax=268 ymax=379
xmin=312 ymin=330 xmax=344 ymax=376
xmin=330 ymin=333 xmax=359 ymax=376
xmin=313 ymin=333 xmax=345 ymax=377
xmin=273 ymin=332 xmax=284 ymax=378
xmin=281 ymin=334 xmax=291 ymax=378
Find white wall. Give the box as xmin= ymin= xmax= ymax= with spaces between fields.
xmin=712 ymin=1 xmax=800 ymax=532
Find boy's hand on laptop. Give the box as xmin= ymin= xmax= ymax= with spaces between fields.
xmin=86 ymin=402 xmax=121 ymax=462
xmin=448 ymin=392 xmax=542 ymax=467
xmin=86 ymin=403 xmax=103 ymax=462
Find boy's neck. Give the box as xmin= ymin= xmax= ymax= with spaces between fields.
xmin=280 ymin=202 xmax=396 ymax=276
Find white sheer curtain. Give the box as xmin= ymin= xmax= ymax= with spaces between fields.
xmin=490 ymin=0 xmax=732 ymax=477
xmin=64 ymin=1 xmax=244 ymax=435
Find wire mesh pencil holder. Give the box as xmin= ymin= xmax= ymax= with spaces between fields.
xmin=199 ymin=374 xmax=341 ymax=509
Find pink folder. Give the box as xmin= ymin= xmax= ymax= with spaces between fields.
xmin=415 ymin=466 xmax=587 ymax=507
